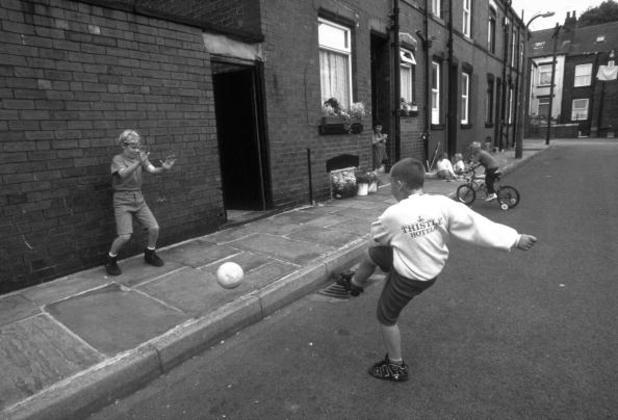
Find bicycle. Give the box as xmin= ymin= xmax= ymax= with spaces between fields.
xmin=455 ymin=165 xmax=520 ymax=210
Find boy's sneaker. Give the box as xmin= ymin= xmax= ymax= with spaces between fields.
xmin=368 ymin=354 xmax=409 ymax=382
xmin=105 ymin=256 xmax=121 ymax=276
xmin=336 ymin=271 xmax=363 ymax=296
xmin=144 ymin=249 xmax=164 ymax=267
xmin=485 ymin=193 xmax=497 ymax=201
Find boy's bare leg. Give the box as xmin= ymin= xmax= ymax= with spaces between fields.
xmin=146 ymin=226 xmax=159 ymax=249
xmin=352 ymin=250 xmax=378 ymax=288
xmin=109 ymin=234 xmax=130 ymax=256
xmin=380 ymin=323 xmax=402 ymax=362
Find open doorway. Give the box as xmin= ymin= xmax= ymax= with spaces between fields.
xmin=371 ymin=33 xmax=390 ymax=170
xmin=212 ymin=60 xmax=271 ymax=224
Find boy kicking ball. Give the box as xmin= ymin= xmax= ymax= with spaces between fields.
xmin=337 ymin=157 xmax=537 ymax=382
xmin=105 ymin=129 xmax=176 ymax=276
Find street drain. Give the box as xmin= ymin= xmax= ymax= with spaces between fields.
xmin=317 ymin=281 xmax=351 ymax=299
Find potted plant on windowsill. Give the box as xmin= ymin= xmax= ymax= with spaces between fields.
xmin=319 ymin=98 xmax=365 ymax=135
xmin=400 ymin=98 xmax=418 ymax=117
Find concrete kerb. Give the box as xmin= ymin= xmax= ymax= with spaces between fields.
xmin=3 ymin=346 xmax=161 ymax=420
xmin=2 ymin=236 xmax=369 ymax=420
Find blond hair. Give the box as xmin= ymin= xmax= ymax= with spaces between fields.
xmin=118 ymin=129 xmax=140 ymax=145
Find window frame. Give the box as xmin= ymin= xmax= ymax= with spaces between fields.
xmin=400 ymin=48 xmax=416 ymax=104
xmin=537 ymin=96 xmax=551 ymax=119
xmin=486 ymin=76 xmax=494 ymax=125
xmin=507 ymin=86 xmax=514 ymax=124
xmin=463 ymin=0 xmax=471 ymax=37
xmin=574 ymin=63 xmax=593 ymax=87
xmin=432 ymin=0 xmax=441 ymax=18
xmin=538 ymin=64 xmax=553 ymax=87
xmin=318 ymin=18 xmax=353 ymax=109
xmin=461 ymin=72 xmax=470 ymax=124
xmin=488 ymin=7 xmax=496 ymax=54
xmin=571 ymin=98 xmax=589 ymax=121
xmin=431 ymin=61 xmax=441 ymax=124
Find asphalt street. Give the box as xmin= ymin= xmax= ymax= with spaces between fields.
xmin=89 ymin=140 xmax=617 ymax=420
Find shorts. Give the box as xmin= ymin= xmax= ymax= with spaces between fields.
xmin=113 ymin=191 xmax=159 ymax=236
xmin=368 ymin=246 xmax=436 ymax=326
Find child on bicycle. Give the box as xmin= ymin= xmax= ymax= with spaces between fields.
xmin=468 ymin=141 xmax=499 ymax=201
xmin=337 ymin=157 xmax=537 ymax=382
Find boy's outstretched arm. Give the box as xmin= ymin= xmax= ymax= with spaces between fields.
xmin=515 ymin=234 xmax=537 ymax=251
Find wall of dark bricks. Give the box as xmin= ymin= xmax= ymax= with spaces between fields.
xmin=0 ymin=0 xmax=222 ymax=292
xmin=1 ymin=0 xmax=527 ymax=293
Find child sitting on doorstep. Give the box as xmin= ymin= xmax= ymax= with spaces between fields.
xmin=453 ymin=153 xmax=466 ymax=176
xmin=436 ymin=153 xmax=457 ymax=181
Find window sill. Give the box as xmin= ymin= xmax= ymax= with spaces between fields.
xmin=318 ymin=116 xmax=363 ymax=135
xmin=431 ymin=123 xmax=445 ymax=130
xmin=460 ymin=123 xmax=472 ymax=129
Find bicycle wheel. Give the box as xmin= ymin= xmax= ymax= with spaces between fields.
xmin=497 ymin=186 xmax=520 ymax=209
xmin=456 ymin=184 xmax=476 ymax=205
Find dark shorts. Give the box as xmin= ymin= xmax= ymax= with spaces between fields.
xmin=368 ymin=246 xmax=436 ymax=326
xmin=113 ymin=191 xmax=158 ymax=236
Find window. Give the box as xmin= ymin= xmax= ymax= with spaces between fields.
xmin=538 ymin=64 xmax=552 ymax=86
xmin=461 ymin=72 xmax=470 ymax=124
xmin=432 ymin=61 xmax=440 ymax=124
xmin=486 ymin=77 xmax=494 ymax=124
xmin=507 ymin=87 xmax=513 ymax=124
xmin=571 ymin=98 xmax=589 ymax=120
xmin=318 ymin=18 xmax=352 ymax=109
xmin=511 ymin=30 xmax=517 ymax=67
xmin=537 ymin=97 xmax=550 ymax=119
xmin=463 ymin=0 xmax=471 ymax=37
xmin=574 ymin=63 xmax=593 ymax=87
xmin=400 ymin=49 xmax=416 ymax=104
xmin=488 ymin=7 xmax=496 ymax=53
xmin=432 ymin=0 xmax=441 ymax=17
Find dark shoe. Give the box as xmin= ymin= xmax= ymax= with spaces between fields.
xmin=368 ymin=354 xmax=409 ymax=382
xmin=144 ymin=249 xmax=164 ymax=267
xmin=336 ymin=270 xmax=363 ymax=296
xmin=105 ymin=256 xmax=121 ymax=276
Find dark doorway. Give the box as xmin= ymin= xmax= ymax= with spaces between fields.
xmin=371 ymin=33 xmax=390 ymax=169
xmin=212 ymin=62 xmax=270 ymax=214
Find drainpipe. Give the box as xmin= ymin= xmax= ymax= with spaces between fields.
xmin=389 ymin=0 xmax=401 ymax=169
xmin=588 ymin=52 xmax=600 ymax=136
xmin=447 ymin=0 xmax=455 ymax=155
xmin=499 ymin=6 xmax=509 ymax=151
xmin=414 ymin=1 xmax=431 ymax=167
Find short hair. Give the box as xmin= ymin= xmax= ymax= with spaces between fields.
xmin=390 ymin=158 xmax=425 ymax=190
xmin=118 ymin=129 xmax=140 ymax=145
xmin=469 ymin=141 xmax=482 ymax=151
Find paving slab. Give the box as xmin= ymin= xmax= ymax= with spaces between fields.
xmin=162 ymin=239 xmax=240 ymax=268
xmin=0 ymin=314 xmax=103 ymax=410
xmin=45 ymin=283 xmax=188 ymax=355
xmin=21 ymin=272 xmax=111 ymax=306
xmin=0 ymin=294 xmax=40 ymax=327
xmin=227 ymin=233 xmax=331 ymax=265
xmin=287 ymin=226 xmax=363 ymax=248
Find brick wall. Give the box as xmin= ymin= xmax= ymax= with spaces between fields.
xmin=0 ymin=0 xmax=222 ymax=292
xmin=258 ymin=0 xmax=368 ymax=206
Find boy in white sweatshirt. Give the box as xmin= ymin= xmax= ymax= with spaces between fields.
xmin=338 ymin=157 xmax=537 ymax=382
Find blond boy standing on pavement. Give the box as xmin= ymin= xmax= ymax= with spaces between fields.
xmin=105 ymin=129 xmax=176 ymax=276
xmin=337 ymin=157 xmax=537 ymax=382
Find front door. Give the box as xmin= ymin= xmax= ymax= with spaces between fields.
xmin=212 ymin=63 xmax=270 ymax=212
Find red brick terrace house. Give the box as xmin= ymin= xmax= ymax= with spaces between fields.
xmin=527 ymin=12 xmax=618 ymax=138
xmin=1 ymin=0 xmax=525 ymax=292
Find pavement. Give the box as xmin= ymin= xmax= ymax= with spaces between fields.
xmin=0 ymin=139 xmax=549 ymax=420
